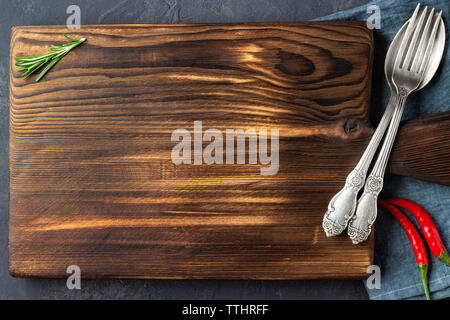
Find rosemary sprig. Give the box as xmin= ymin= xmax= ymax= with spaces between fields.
xmin=15 ymin=35 xmax=86 ymax=82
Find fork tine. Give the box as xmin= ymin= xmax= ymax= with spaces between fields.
xmin=393 ymin=3 xmax=421 ymax=69
xmin=411 ymin=8 xmax=435 ymax=72
xmin=419 ymin=10 xmax=442 ymax=74
xmin=403 ymin=7 xmax=428 ymax=70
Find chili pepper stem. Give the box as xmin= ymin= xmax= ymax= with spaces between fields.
xmin=417 ymin=264 xmax=431 ymax=300
xmin=438 ymin=250 xmax=450 ymax=265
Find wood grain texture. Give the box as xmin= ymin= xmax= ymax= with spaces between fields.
xmin=389 ymin=111 xmax=450 ymax=186
xmin=10 ymin=22 xmax=375 ymax=279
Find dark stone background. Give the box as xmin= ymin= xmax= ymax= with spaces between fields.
xmin=0 ymin=0 xmax=371 ymax=299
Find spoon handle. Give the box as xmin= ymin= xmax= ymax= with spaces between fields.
xmin=322 ymin=91 xmax=399 ymax=237
xmin=348 ymin=91 xmax=408 ymax=244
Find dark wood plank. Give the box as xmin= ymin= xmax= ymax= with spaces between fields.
xmin=388 ymin=111 xmax=450 ymax=186
xmin=9 ymin=22 xmax=375 ymax=279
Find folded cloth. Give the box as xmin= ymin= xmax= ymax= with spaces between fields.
xmin=315 ymin=0 xmax=450 ymax=300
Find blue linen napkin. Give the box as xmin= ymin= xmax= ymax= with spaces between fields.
xmin=315 ymin=0 xmax=450 ymax=300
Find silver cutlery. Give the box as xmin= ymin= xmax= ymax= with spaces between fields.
xmin=348 ymin=6 xmax=445 ymax=244
xmin=322 ymin=3 xmax=446 ymax=241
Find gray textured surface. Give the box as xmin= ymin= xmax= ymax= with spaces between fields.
xmin=0 ymin=0 xmax=370 ymax=299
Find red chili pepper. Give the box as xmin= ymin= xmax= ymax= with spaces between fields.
xmin=378 ymin=199 xmax=430 ymax=300
xmin=386 ymin=198 xmax=450 ymax=265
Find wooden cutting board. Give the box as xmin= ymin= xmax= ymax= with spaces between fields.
xmin=8 ymin=22 xmax=420 ymax=280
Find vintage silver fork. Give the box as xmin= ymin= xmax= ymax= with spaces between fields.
xmin=348 ymin=6 xmax=444 ymax=244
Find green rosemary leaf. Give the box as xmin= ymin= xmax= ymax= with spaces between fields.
xmin=64 ymin=35 xmax=76 ymax=42
xmin=15 ymin=52 xmax=56 ymax=62
xmin=15 ymin=35 xmax=86 ymax=82
xmin=51 ymin=42 xmax=74 ymax=50
xmin=52 ymin=50 xmax=69 ymax=60
xmin=22 ymin=62 xmax=44 ymax=79
xmin=16 ymin=58 xmax=47 ymax=67
xmin=35 ymin=56 xmax=62 ymax=82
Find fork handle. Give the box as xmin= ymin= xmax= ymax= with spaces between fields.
xmin=348 ymin=89 xmax=408 ymax=244
xmin=322 ymin=90 xmax=398 ymax=237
